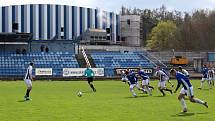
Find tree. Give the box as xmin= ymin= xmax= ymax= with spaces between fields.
xmin=146 ymin=21 xmax=178 ymax=50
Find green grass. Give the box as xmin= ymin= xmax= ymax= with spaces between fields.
xmin=0 ymin=80 xmax=214 ymax=121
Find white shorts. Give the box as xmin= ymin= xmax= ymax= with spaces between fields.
xmin=162 ymin=77 xmax=169 ymax=82
xmin=208 ymin=77 xmax=213 ymax=81
xmin=121 ymin=77 xmax=128 ymax=81
xmin=158 ymin=81 xmax=166 ymax=89
xmin=24 ymin=79 xmax=32 ymax=88
xmin=201 ymin=78 xmax=208 ymax=82
xmin=180 ymin=86 xmax=194 ymax=97
xmin=142 ymin=79 xmax=149 ymax=86
xmin=130 ymin=83 xmax=140 ymax=89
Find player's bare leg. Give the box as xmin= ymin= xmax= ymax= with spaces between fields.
xmin=163 ymin=87 xmax=172 ymax=94
xmin=198 ymin=79 xmax=205 ymax=89
xmin=130 ymin=86 xmax=137 ymax=97
xmin=189 ymin=96 xmax=208 ymax=108
xmin=168 ymin=80 xmax=174 ymax=87
xmin=178 ymin=93 xmax=187 ymax=112
xmin=144 ymin=85 xmax=152 ymax=96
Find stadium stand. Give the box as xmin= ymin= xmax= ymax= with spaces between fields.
xmin=0 ymin=52 xmax=79 ymax=79
xmin=91 ymin=51 xmax=155 ymax=77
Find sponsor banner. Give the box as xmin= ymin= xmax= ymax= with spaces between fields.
xmin=35 ymin=68 xmax=52 ymax=76
xmin=115 ymin=68 xmax=153 ymax=75
xmin=63 ymin=68 xmax=104 ymax=77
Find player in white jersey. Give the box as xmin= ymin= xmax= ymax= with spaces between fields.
xmin=24 ymin=62 xmax=34 ymax=100
xmin=208 ymin=69 xmax=214 ymax=88
xmin=178 ymin=66 xmax=189 ymax=77
xmin=155 ymin=69 xmax=172 ymax=96
xmin=121 ymin=69 xmax=130 ymax=85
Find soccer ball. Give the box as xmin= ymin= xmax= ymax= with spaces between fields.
xmin=77 ymin=91 xmax=83 ymax=97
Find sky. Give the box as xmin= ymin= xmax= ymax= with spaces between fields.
xmin=0 ymin=0 xmax=215 ymax=13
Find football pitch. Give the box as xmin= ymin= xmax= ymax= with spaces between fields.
xmin=0 ymin=80 xmax=214 ymax=121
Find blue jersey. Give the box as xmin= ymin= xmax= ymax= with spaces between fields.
xmin=201 ymin=67 xmax=208 ymax=78
xmin=161 ymin=69 xmax=169 ymax=76
xmin=175 ymin=72 xmax=192 ymax=90
xmin=127 ymin=71 xmax=138 ymax=84
xmin=138 ymin=70 xmax=149 ymax=80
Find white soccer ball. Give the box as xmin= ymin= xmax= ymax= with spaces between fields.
xmin=77 ymin=91 xmax=83 ymax=97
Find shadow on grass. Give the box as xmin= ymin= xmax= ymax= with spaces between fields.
xmin=171 ymin=112 xmax=195 ymax=117
xmin=202 ymin=89 xmax=211 ymax=91
xmin=153 ymin=95 xmax=165 ymax=97
xmin=171 ymin=112 xmax=208 ymax=117
xmin=124 ymin=95 xmax=149 ymax=98
xmin=82 ymin=91 xmax=94 ymax=94
xmin=195 ymin=112 xmax=209 ymax=115
xmin=17 ymin=100 xmax=27 ymax=102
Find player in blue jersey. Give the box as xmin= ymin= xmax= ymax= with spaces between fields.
xmin=198 ymin=65 xmax=209 ymax=89
xmin=127 ymin=70 xmax=143 ymax=97
xmin=155 ymin=68 xmax=172 ymax=96
xmin=170 ymin=69 xmax=208 ymax=112
xmin=138 ymin=68 xmax=152 ymax=96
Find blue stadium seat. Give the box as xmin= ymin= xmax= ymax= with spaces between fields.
xmin=0 ymin=52 xmax=79 ymax=77
xmin=91 ymin=51 xmax=155 ymax=76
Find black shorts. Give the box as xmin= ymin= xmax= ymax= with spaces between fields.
xmin=87 ymin=77 xmax=93 ymax=84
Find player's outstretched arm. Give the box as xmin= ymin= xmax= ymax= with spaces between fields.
xmin=174 ymin=81 xmax=181 ymax=93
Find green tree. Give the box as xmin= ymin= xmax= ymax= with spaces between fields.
xmin=146 ymin=21 xmax=178 ymax=50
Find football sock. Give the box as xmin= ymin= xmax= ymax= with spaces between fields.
xmin=146 ymin=87 xmax=152 ymax=95
xmin=164 ymin=88 xmax=172 ymax=94
xmin=90 ymin=84 xmax=96 ymax=91
xmin=130 ymin=88 xmax=136 ymax=96
xmin=159 ymin=89 xmax=165 ymax=96
xmin=207 ymin=81 xmax=211 ymax=87
xmin=168 ymin=81 xmax=174 ymax=86
xmin=193 ymin=98 xmax=204 ymax=105
xmin=148 ymin=86 xmax=154 ymax=89
xmin=180 ymin=98 xmax=187 ymax=110
xmin=200 ymin=81 xmax=203 ymax=88
xmin=25 ymin=89 xmax=31 ymax=97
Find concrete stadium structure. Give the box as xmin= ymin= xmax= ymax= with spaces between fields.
xmin=0 ymin=4 xmax=120 ymax=43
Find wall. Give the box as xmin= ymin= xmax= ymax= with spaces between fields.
xmin=149 ymin=51 xmax=207 ymax=64
xmin=0 ymin=4 xmax=119 ymax=43
xmin=120 ymin=15 xmax=140 ymax=46
xmin=30 ymin=40 xmax=75 ymax=53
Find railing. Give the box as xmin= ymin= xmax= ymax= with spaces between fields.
xmin=140 ymin=51 xmax=167 ymax=68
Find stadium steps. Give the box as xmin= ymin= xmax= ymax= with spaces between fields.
xmin=75 ymin=54 xmax=96 ymax=68
xmin=137 ymin=51 xmax=166 ymax=68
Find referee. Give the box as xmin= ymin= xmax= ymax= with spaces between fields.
xmin=83 ymin=65 xmax=96 ymax=92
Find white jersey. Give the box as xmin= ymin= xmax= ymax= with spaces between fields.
xmin=181 ymin=69 xmax=189 ymax=77
xmin=24 ymin=66 xmax=33 ymax=80
xmin=208 ymin=69 xmax=214 ymax=79
xmin=155 ymin=70 xmax=169 ymax=81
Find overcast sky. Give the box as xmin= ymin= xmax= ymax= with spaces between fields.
xmin=0 ymin=0 xmax=215 ymax=13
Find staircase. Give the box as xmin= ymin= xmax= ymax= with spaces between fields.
xmin=75 ymin=54 xmax=96 ymax=68
xmin=138 ymin=51 xmax=167 ymax=68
